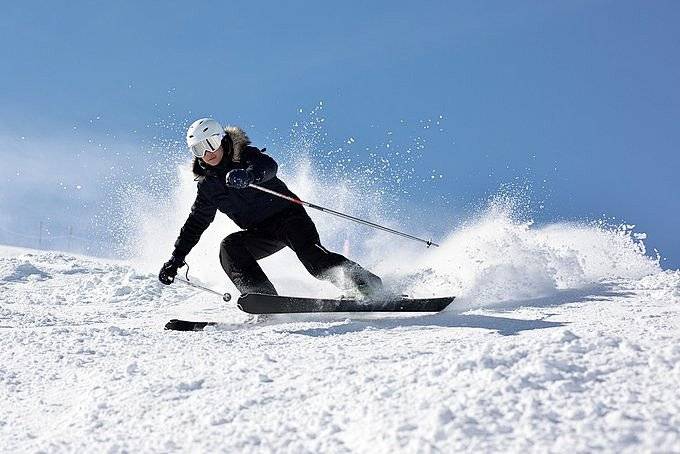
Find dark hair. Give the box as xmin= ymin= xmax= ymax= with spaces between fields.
xmin=221 ymin=133 xmax=234 ymax=161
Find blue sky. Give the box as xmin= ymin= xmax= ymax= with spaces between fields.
xmin=0 ymin=1 xmax=678 ymax=267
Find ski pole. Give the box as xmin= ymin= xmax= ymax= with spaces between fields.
xmin=248 ymin=183 xmax=439 ymax=247
xmin=174 ymin=276 xmax=232 ymax=302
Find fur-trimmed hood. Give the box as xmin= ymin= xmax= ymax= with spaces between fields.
xmin=192 ymin=125 xmax=251 ymax=177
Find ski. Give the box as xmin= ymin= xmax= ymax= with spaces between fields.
xmin=165 ymin=295 xmax=454 ymax=329
xmin=237 ymin=293 xmax=455 ymax=314
xmin=164 ymin=319 xmax=217 ymax=331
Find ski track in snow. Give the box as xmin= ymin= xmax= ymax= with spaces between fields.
xmin=1 ymin=245 xmax=679 ymax=453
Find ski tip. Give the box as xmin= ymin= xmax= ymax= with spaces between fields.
xmin=236 ymin=302 xmax=250 ymax=314
xmin=164 ymin=319 xmax=216 ymax=331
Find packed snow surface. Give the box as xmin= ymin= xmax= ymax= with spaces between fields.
xmin=1 ymin=209 xmax=679 ymax=453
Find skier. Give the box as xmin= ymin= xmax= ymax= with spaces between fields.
xmin=158 ymin=118 xmax=383 ymax=298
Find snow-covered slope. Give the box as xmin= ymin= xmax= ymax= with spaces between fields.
xmin=1 ymin=242 xmax=679 ymax=453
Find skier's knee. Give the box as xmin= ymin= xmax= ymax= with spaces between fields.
xmin=220 ymin=233 xmax=246 ymax=261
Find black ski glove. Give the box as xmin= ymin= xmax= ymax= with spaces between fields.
xmin=159 ymin=256 xmax=185 ymax=285
xmin=225 ymin=169 xmax=254 ymax=189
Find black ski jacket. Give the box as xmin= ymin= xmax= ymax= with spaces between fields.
xmin=171 ymin=127 xmax=299 ymax=261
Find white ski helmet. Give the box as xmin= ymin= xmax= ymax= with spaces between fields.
xmin=186 ymin=118 xmax=225 ymax=158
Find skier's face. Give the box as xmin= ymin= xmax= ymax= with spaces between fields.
xmin=202 ymin=145 xmax=224 ymax=166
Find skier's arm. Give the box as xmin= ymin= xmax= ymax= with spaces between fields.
xmin=243 ymin=147 xmax=278 ymax=184
xmin=171 ymin=188 xmax=217 ymax=262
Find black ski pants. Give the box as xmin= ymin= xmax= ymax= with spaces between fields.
xmin=219 ymin=205 xmax=382 ymax=295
